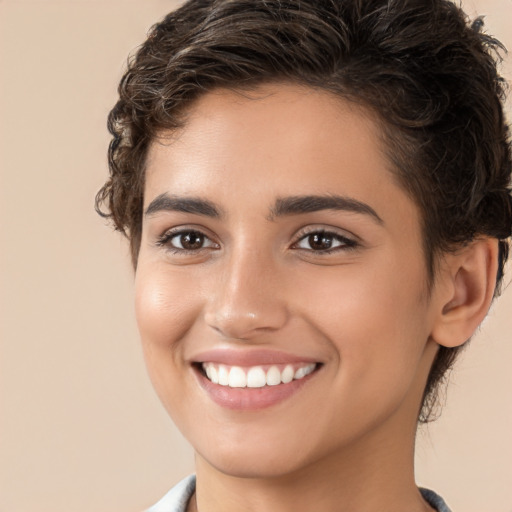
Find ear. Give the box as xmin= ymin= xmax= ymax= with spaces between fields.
xmin=430 ymin=238 xmax=499 ymax=348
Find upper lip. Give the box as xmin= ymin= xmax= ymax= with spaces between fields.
xmin=190 ymin=348 xmax=319 ymax=367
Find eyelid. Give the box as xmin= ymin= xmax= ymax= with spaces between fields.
xmin=155 ymin=225 xmax=220 ymax=252
xmin=153 ymin=223 xmax=360 ymax=255
xmin=291 ymin=225 xmax=360 ymax=252
xmin=293 ymin=224 xmax=359 ymax=242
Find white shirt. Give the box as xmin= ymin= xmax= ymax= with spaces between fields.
xmin=146 ymin=475 xmax=453 ymax=512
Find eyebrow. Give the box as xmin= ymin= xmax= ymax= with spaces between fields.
xmin=144 ymin=193 xmax=222 ymax=218
xmin=268 ymin=195 xmax=383 ymax=224
xmin=144 ymin=192 xmax=383 ymax=224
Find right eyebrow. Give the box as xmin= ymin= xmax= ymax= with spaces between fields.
xmin=144 ymin=193 xmax=223 ymax=218
xmin=268 ymin=194 xmax=384 ymax=225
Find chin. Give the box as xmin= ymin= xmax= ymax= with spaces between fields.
xmin=199 ymin=447 xmax=314 ymax=480
xmin=190 ymin=422 xmax=338 ymax=481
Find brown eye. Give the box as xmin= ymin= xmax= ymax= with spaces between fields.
xmin=158 ymin=229 xmax=217 ymax=252
xmin=307 ymin=233 xmax=334 ymax=250
xmin=294 ymin=230 xmax=357 ymax=252
xmin=178 ymin=231 xmax=205 ymax=250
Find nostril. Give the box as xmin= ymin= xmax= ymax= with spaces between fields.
xmin=206 ymin=311 xmax=273 ymax=340
xmin=204 ymin=290 xmax=290 ymax=340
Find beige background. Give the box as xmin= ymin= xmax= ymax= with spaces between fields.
xmin=0 ymin=1 xmax=510 ymax=511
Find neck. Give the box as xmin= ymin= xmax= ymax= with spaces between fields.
xmin=192 ymin=411 xmax=432 ymax=512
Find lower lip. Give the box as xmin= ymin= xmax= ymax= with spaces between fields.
xmin=194 ymin=366 xmax=319 ymax=411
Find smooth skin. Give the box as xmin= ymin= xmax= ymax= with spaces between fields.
xmin=135 ymin=83 xmax=498 ymax=512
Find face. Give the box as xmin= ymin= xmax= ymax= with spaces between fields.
xmin=135 ymin=83 xmax=440 ymax=479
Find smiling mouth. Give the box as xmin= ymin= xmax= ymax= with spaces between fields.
xmin=199 ymin=362 xmax=318 ymax=388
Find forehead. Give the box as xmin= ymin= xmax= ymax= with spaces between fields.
xmin=144 ymin=83 xmax=418 ymax=227
xmin=150 ymin=86 xmax=380 ymax=182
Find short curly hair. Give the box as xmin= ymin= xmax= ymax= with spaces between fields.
xmin=96 ymin=0 xmax=512 ymax=422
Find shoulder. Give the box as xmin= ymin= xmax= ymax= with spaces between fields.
xmin=145 ymin=475 xmax=196 ymax=512
xmin=420 ymin=487 xmax=453 ymax=512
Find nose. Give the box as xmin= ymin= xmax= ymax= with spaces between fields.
xmin=203 ymin=248 xmax=289 ymax=341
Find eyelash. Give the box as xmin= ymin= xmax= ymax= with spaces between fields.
xmin=155 ymin=227 xmax=359 ymax=255
xmin=292 ymin=228 xmax=359 ymax=253
xmin=155 ymin=228 xmax=218 ymax=254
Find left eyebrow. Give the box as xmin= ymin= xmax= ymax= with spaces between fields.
xmin=268 ymin=195 xmax=383 ymax=224
xmin=144 ymin=193 xmax=223 ymax=218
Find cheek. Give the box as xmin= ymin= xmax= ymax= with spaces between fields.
xmin=134 ymin=265 xmax=202 ymax=350
xmin=134 ymin=266 xmax=204 ymax=418
xmin=296 ymin=257 xmax=430 ymax=378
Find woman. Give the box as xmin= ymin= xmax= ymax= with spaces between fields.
xmin=96 ymin=0 xmax=512 ymax=511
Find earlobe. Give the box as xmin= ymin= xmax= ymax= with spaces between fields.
xmin=431 ymin=238 xmax=499 ymax=348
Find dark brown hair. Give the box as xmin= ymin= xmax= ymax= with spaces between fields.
xmin=96 ymin=0 xmax=512 ymax=422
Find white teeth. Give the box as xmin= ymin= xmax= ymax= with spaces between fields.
xmin=228 ymin=366 xmax=247 ymax=388
xmin=281 ymin=364 xmax=294 ymax=383
xmin=247 ymin=366 xmax=266 ymax=388
xmin=209 ymin=365 xmax=219 ymax=384
xmin=294 ymin=366 xmax=306 ymax=379
xmin=305 ymin=363 xmax=315 ymax=375
xmin=266 ymin=366 xmax=281 ymax=386
xmin=294 ymin=363 xmax=315 ymax=380
xmin=218 ymin=365 xmax=229 ymax=386
xmin=202 ymin=362 xmax=317 ymax=388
